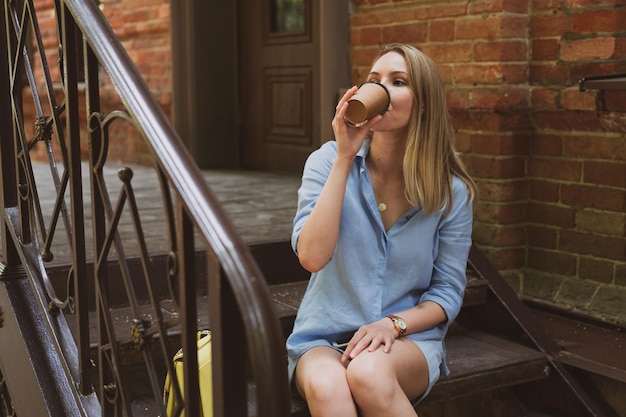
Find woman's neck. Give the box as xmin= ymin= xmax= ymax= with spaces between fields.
xmin=368 ymin=132 xmax=406 ymax=179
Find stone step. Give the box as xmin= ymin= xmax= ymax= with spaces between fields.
xmin=70 ymin=273 xmax=556 ymax=416
xmin=128 ymin=330 xmax=549 ymax=417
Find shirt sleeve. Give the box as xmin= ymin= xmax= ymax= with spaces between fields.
xmin=419 ymin=177 xmax=473 ymax=325
xmin=291 ymin=142 xmax=337 ymax=255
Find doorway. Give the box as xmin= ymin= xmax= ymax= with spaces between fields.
xmin=238 ymin=0 xmax=350 ymax=172
xmin=170 ymin=0 xmax=350 ymax=173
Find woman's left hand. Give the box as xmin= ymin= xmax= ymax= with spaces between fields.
xmin=341 ymin=318 xmax=398 ymax=365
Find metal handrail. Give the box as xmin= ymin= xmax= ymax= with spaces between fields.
xmin=0 ymin=0 xmax=290 ymax=416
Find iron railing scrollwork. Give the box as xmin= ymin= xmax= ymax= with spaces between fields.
xmin=0 ymin=0 xmax=290 ymax=416
xmin=0 ymin=366 xmax=15 ymax=417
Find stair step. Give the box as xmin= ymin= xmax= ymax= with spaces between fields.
xmin=69 ymin=267 xmax=549 ymax=416
xmin=247 ymin=331 xmax=548 ymax=416
xmin=530 ymin=306 xmax=626 ymax=383
xmin=425 ymin=332 xmax=547 ymax=404
xmin=68 ymin=274 xmax=488 ymax=348
xmin=129 ymin=330 xmax=549 ymax=417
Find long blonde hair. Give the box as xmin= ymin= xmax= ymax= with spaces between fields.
xmin=375 ymin=43 xmax=476 ymax=214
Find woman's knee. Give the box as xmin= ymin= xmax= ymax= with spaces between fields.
xmin=295 ymin=350 xmax=352 ymax=405
xmin=345 ymin=351 xmax=395 ymax=401
xmin=300 ymin=371 xmax=353 ymax=407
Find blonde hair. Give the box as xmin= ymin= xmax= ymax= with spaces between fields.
xmin=374 ymin=43 xmax=477 ymax=214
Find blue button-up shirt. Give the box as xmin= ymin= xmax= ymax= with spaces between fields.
xmin=286 ymin=140 xmax=473 ymax=380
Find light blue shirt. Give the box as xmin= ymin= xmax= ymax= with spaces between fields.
xmin=286 ymin=140 xmax=473 ymax=380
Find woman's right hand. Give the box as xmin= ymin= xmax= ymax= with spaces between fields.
xmin=332 ymin=86 xmax=382 ymax=162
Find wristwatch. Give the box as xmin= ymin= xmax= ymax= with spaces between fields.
xmin=386 ymin=315 xmax=407 ymax=336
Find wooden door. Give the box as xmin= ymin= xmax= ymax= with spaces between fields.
xmin=238 ymin=0 xmax=349 ymax=173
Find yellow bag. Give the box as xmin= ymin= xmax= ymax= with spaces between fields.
xmin=163 ymin=330 xmax=213 ymax=417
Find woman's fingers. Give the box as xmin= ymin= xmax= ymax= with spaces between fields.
xmin=340 ymin=322 xmax=396 ymax=364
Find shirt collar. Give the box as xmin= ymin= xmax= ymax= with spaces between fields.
xmin=356 ymin=139 xmax=371 ymax=173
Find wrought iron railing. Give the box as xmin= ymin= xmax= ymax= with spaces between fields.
xmin=0 ymin=1 xmax=290 ymax=416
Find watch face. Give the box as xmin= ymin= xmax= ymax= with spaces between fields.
xmin=397 ymin=318 xmax=407 ymax=330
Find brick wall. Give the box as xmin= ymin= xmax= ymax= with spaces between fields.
xmin=350 ymin=0 xmax=626 ymax=324
xmin=98 ymin=0 xmax=172 ymax=165
xmin=28 ymin=0 xmax=172 ymax=165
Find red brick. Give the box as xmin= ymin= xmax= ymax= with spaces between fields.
xmin=351 ymin=9 xmax=394 ymax=26
xmin=528 ymin=249 xmax=578 ymax=275
xmin=561 ymin=88 xmax=596 ymax=111
xmin=529 ymin=158 xmax=581 ymax=181
xmin=474 ymin=40 xmax=528 ymax=62
xmin=531 ymin=134 xmax=562 ymax=157
xmin=467 ymin=155 xmax=526 ymax=179
xmin=531 ymin=87 xmax=559 ymax=109
xmin=474 ymin=201 xmax=527 ymax=225
xmin=561 ymin=37 xmax=616 ymax=62
xmin=484 ymin=246 xmax=526 ymax=270
xmin=413 ymin=3 xmax=468 ymax=19
xmin=604 ymin=90 xmax=626 ymax=112
xmin=438 ymin=64 xmax=454 ymax=84
xmin=446 ymin=89 xmax=469 ymax=110
xmin=562 ymin=184 xmax=626 ymax=211
xmin=472 ymin=133 xmax=530 ymax=155
xmin=358 ymin=27 xmax=382 ymax=46
xmin=572 ymin=9 xmax=626 ymax=34
xmin=381 ymin=22 xmax=428 ymax=44
xmin=527 ymin=225 xmax=558 ymax=249
xmin=453 ymin=109 xmax=532 ymax=133
xmin=531 ymin=110 xmax=571 ymax=130
xmin=584 ymin=161 xmax=626 ymax=188
xmin=563 ymin=110 xmax=608 ymax=132
xmin=387 ymin=7 xmax=417 ymax=23
xmin=599 ymin=111 xmax=626 ymax=134
xmin=455 ymin=131 xmax=472 ymax=153
xmin=530 ymin=179 xmax=560 ymax=202
xmin=469 ymin=87 xmax=529 ymax=110
xmin=350 ymin=48 xmax=380 ymax=68
xmin=531 ymin=0 xmax=562 ymax=10
xmin=527 ymin=202 xmax=576 ymax=228
xmin=529 ymin=64 xmax=568 ymax=86
xmin=421 ymin=42 xmax=472 ymax=64
xmin=563 ymin=135 xmax=626 ymax=160
xmin=476 ymin=180 xmax=529 ymax=202
xmin=469 ymin=0 xmax=529 ymax=14
xmin=454 ymin=63 xmax=528 ymax=84
xmin=475 ymin=223 xmax=526 ymax=245
xmin=456 ymin=14 xmax=527 ymax=40
xmin=559 ymin=230 xmax=626 ymax=261
xmin=429 ymin=20 xmax=455 ymax=42
xmin=614 ymin=37 xmax=626 ymax=60
xmin=532 ymin=39 xmax=560 ymax=61
xmin=530 ymin=12 xmax=571 ymax=38
xmin=565 ymin=0 xmax=615 ymax=7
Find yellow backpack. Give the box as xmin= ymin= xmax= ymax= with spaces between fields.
xmin=163 ymin=330 xmax=213 ymax=417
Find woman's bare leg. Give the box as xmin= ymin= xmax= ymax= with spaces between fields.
xmin=294 ymin=346 xmax=358 ymax=417
xmin=346 ymin=338 xmax=428 ymax=417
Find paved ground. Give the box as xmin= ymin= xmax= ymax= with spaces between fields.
xmin=23 ymin=161 xmax=301 ymax=265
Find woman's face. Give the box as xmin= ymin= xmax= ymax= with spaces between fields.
xmin=366 ymin=51 xmax=415 ymax=135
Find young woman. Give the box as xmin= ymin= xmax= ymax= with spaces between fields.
xmin=286 ymin=43 xmax=477 ymax=417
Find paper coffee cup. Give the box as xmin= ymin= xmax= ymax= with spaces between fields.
xmin=344 ymin=82 xmax=390 ymax=127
